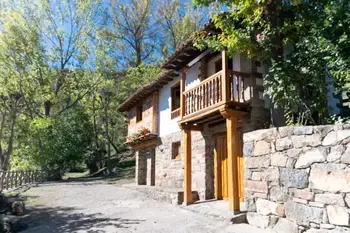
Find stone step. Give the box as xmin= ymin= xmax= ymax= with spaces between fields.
xmin=123 ymin=184 xmax=199 ymax=205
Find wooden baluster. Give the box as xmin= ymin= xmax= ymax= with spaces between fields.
xmin=241 ymin=76 xmax=245 ymax=102
xmin=236 ymin=75 xmax=239 ymax=102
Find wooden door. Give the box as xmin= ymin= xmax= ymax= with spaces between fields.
xmin=215 ymin=133 xmax=244 ymax=202
xmin=215 ymin=135 xmax=228 ymax=200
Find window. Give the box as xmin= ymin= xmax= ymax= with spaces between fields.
xmin=171 ymin=82 xmax=181 ymax=111
xmin=136 ymin=103 xmax=143 ymax=122
xmin=172 ymin=141 xmax=181 ymax=160
xmin=214 ymin=57 xmax=233 ymax=73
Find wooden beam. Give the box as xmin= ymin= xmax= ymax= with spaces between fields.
xmin=180 ymin=68 xmax=186 ymax=118
xmin=226 ymin=116 xmax=240 ymax=212
xmin=183 ymin=129 xmax=192 ymax=205
xmin=179 ymin=123 xmax=203 ymax=131
xmin=187 ymin=49 xmax=211 ymax=67
xmin=219 ymin=105 xmax=248 ymax=119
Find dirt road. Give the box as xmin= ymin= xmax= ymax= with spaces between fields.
xmin=19 ymin=179 xmax=272 ymax=233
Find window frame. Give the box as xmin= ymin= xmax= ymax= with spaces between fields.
xmin=136 ymin=102 xmax=143 ymax=122
xmin=171 ymin=141 xmax=181 ymax=160
xmin=170 ymin=82 xmax=181 ymax=112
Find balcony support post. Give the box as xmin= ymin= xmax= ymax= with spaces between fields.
xmin=183 ymin=128 xmax=192 ymax=205
xmin=222 ymin=50 xmax=230 ymax=102
xmin=180 ymin=68 xmax=187 ymax=118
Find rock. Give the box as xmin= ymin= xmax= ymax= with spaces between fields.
xmin=279 ymin=126 xmax=294 ymax=138
xmin=252 ymin=172 xmax=262 ymax=181
xmin=327 ymin=205 xmax=349 ymax=226
xmin=254 ymin=141 xmax=271 ymax=156
xmin=323 ymin=130 xmax=350 ymax=146
xmin=341 ymin=145 xmax=350 ymax=164
xmin=273 ymin=218 xmax=298 ymax=233
xmin=293 ymin=189 xmax=314 ymax=200
xmin=244 ymin=142 xmax=254 ymax=156
xmin=270 ymin=186 xmax=289 ymax=202
xmin=230 ymin=213 xmax=247 ymax=224
xmin=310 ymin=222 xmax=320 ymax=228
xmin=305 ymin=229 xmax=328 ymax=233
xmin=293 ymin=197 xmax=308 ymax=204
xmin=295 ymin=148 xmax=327 ymax=168
xmin=327 ymin=145 xmax=345 ymax=162
xmin=313 ymin=125 xmax=334 ymax=137
xmin=294 ymin=126 xmax=314 ymax=135
xmin=315 ymin=194 xmax=345 ymax=207
xmin=11 ymin=201 xmax=25 ymax=216
xmin=284 ymin=201 xmax=323 ymax=225
xmin=245 ymin=180 xmax=268 ymax=193
xmin=292 ymin=134 xmax=322 ymax=148
xmin=320 ymin=224 xmax=335 ymax=230
xmin=244 ymin=128 xmax=279 ymax=143
xmin=287 ymin=148 xmax=303 ymax=158
xmin=256 ymin=198 xmax=284 ymax=217
xmin=276 ymin=138 xmax=292 ymax=151
xmin=309 ymin=202 xmax=325 ymax=208
xmin=345 ymin=194 xmax=350 ymax=207
xmin=271 ymin=152 xmax=288 ymax=167
xmin=323 ymin=208 xmax=329 ymax=224
xmin=262 ymin=167 xmax=279 ymax=182
xmin=245 ymin=156 xmax=270 ymax=168
xmin=309 ymin=164 xmax=350 ymax=192
xmin=280 ymin=168 xmax=309 ymax=188
xmin=246 ymin=212 xmax=270 ymax=229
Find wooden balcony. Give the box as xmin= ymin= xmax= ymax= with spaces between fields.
xmin=179 ymin=69 xmax=255 ymax=125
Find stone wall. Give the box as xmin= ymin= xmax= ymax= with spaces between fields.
xmin=243 ymin=125 xmax=350 ymax=233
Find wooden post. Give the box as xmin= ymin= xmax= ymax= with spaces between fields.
xmin=152 ymin=92 xmax=159 ymax=134
xmin=183 ymin=129 xmax=192 ymax=204
xmin=222 ymin=50 xmax=230 ymax=102
xmin=180 ymin=68 xmax=187 ymax=118
xmin=226 ymin=115 xmax=240 ymax=212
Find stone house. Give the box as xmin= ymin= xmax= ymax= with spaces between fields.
xmin=117 ymin=23 xmax=341 ymax=217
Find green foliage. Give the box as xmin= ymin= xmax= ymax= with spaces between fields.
xmin=22 ymin=108 xmax=93 ymax=171
xmin=194 ymin=0 xmax=350 ymax=125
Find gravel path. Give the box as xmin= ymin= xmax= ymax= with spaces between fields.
xmin=19 ymin=179 xmax=272 ymax=233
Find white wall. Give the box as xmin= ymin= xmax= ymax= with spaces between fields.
xmin=185 ymin=62 xmax=200 ymax=90
xmin=158 ymin=75 xmax=182 ymax=137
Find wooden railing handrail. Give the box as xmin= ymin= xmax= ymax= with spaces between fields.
xmin=183 ymin=70 xmax=223 ymax=95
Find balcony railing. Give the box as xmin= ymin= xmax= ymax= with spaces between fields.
xmin=182 ymin=70 xmax=252 ymax=118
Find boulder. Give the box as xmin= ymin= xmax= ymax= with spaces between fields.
xmin=284 ymin=201 xmax=323 ymax=225
xmin=280 ymin=168 xmax=309 ymax=188
xmin=315 ymin=194 xmax=345 ymax=207
xmin=309 ymin=164 xmax=350 ymax=192
xmin=295 ymin=148 xmax=327 ymax=169
xmin=246 ymin=212 xmax=270 ymax=229
xmin=273 ymin=218 xmax=298 ymax=233
xmin=256 ymin=198 xmax=284 ymax=217
xmin=271 ymin=152 xmax=288 ymax=167
xmin=327 ymin=205 xmax=349 ymax=226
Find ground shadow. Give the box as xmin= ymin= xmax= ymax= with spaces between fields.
xmin=18 ymin=205 xmax=144 ymax=233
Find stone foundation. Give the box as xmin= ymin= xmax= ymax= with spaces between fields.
xmin=243 ymin=124 xmax=350 ymax=233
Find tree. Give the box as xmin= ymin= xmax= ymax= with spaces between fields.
xmin=103 ymin=0 xmax=158 ymax=68
xmin=156 ymin=0 xmax=203 ymax=57
xmin=194 ymin=0 xmax=350 ymax=125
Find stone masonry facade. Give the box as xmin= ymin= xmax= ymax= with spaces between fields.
xmin=243 ymin=124 xmax=350 ymax=233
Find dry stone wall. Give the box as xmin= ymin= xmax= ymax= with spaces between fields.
xmin=243 ymin=124 xmax=350 ymax=233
